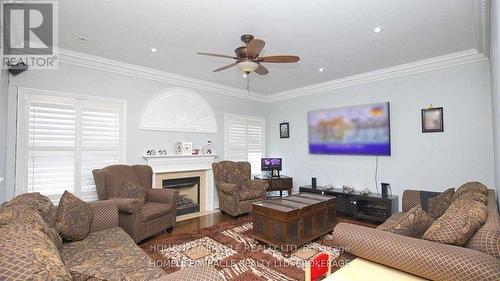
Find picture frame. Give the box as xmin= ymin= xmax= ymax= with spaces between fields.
xmin=280 ymin=122 xmax=290 ymax=138
xmin=421 ymin=107 xmax=444 ymax=133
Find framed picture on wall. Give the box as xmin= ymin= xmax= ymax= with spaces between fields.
xmin=421 ymin=107 xmax=444 ymax=133
xmin=280 ymin=122 xmax=290 ymax=138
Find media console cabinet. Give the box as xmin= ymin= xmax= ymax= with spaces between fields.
xmin=254 ymin=175 xmax=293 ymax=197
xmin=299 ymin=186 xmax=398 ymax=223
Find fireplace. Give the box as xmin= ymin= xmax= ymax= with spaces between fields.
xmin=163 ymin=176 xmax=200 ymax=216
xmin=143 ymin=154 xmax=218 ymax=221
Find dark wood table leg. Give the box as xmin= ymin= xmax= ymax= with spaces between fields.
xmin=280 ymin=190 xmax=283 ymax=197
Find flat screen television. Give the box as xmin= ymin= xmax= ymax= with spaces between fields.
xmin=308 ymin=102 xmax=391 ymax=156
xmin=261 ymin=158 xmax=282 ymax=171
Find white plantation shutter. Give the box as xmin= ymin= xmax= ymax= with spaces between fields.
xmin=224 ymin=114 xmax=265 ymax=174
xmin=80 ymin=101 xmax=123 ymax=200
xmin=16 ymin=89 xmax=126 ymax=202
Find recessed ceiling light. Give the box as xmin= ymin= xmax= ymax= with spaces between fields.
xmin=77 ymin=36 xmax=89 ymax=41
xmin=318 ymin=67 xmax=325 ymax=72
xmin=151 ymin=47 xmax=157 ymax=53
xmin=373 ymin=26 xmax=384 ymax=33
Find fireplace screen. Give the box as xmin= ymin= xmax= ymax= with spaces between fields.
xmin=162 ymin=177 xmax=200 ymax=215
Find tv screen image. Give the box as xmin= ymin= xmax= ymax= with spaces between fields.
xmin=261 ymin=158 xmax=282 ymax=171
xmin=308 ymin=102 xmax=391 ymax=156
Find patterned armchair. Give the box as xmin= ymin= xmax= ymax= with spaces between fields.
xmin=92 ymin=165 xmax=178 ymax=243
xmin=212 ymin=161 xmax=268 ymax=217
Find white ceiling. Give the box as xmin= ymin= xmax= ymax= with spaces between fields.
xmin=59 ymin=0 xmax=485 ymax=95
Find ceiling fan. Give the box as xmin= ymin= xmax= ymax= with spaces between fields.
xmin=197 ymin=34 xmax=300 ymax=75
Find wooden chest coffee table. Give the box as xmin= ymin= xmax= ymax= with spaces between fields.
xmin=252 ymin=193 xmax=336 ymax=253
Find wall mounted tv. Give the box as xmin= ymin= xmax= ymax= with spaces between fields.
xmin=308 ymin=102 xmax=391 ymax=156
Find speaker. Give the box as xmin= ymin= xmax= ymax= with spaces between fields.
xmin=8 ymin=62 xmax=28 ymax=76
xmin=381 ymin=183 xmax=390 ymax=197
xmin=312 ymin=177 xmax=317 ymax=189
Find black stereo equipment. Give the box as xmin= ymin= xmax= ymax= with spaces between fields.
xmin=381 ymin=183 xmax=390 ymax=197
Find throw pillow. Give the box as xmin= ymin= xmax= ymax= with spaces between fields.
xmin=453 ymin=182 xmax=488 ymax=200
xmin=377 ymin=206 xmax=435 ymax=238
xmin=0 ymin=204 xmax=62 ymax=248
xmin=428 ymin=188 xmax=454 ymax=219
xmin=55 ymin=191 xmax=93 ymax=241
xmin=423 ymin=200 xmax=488 ymax=246
xmin=466 ymin=226 xmax=500 ymax=259
xmin=453 ymin=191 xmax=487 ymax=204
xmin=120 ymin=180 xmax=147 ymax=203
xmin=4 ymin=192 xmax=57 ymax=226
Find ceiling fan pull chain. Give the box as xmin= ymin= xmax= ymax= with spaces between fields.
xmin=247 ymin=74 xmax=250 ymax=94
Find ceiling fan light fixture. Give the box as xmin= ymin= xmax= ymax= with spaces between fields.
xmin=237 ymin=60 xmax=259 ymax=73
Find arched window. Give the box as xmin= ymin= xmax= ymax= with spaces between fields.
xmin=140 ymin=87 xmax=217 ymax=133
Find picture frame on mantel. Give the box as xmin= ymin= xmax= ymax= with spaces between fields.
xmin=421 ymin=107 xmax=444 ymax=133
xmin=280 ymin=122 xmax=290 ymax=138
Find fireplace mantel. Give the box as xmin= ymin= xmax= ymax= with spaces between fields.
xmin=143 ymin=154 xmax=219 ymax=220
xmin=142 ymin=154 xmax=218 ymax=173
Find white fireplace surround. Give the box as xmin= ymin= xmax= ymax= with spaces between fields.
xmin=142 ymin=154 xmax=219 ymax=211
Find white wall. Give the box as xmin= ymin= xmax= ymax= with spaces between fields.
xmin=266 ymin=60 xmax=495 ymax=208
xmin=3 ymin=54 xmax=496 ymax=206
xmin=491 ymin=0 xmax=500 ymax=201
xmin=4 ymin=63 xmax=266 ymax=201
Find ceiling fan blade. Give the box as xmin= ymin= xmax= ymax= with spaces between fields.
xmin=197 ymin=52 xmax=237 ymax=59
xmin=213 ymin=62 xmax=238 ymax=72
xmin=247 ymin=39 xmax=265 ymax=58
xmin=258 ymin=55 xmax=300 ymax=63
xmin=255 ymin=64 xmax=269 ymax=75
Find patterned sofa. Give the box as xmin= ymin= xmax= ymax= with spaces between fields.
xmin=333 ymin=184 xmax=500 ymax=281
xmin=0 ymin=193 xmax=222 ymax=281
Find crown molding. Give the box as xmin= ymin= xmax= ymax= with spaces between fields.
xmin=472 ymin=0 xmax=490 ymax=56
xmin=58 ymin=48 xmax=488 ymax=104
xmin=265 ymin=49 xmax=487 ymax=103
xmin=481 ymin=0 xmax=490 ymax=56
xmin=57 ymin=49 xmax=268 ymax=102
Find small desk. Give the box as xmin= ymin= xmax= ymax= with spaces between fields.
xmin=254 ymin=175 xmax=293 ymax=197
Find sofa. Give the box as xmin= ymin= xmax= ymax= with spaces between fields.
xmin=332 ymin=183 xmax=500 ymax=281
xmin=93 ymin=165 xmax=178 ymax=242
xmin=212 ymin=161 xmax=268 ymax=216
xmin=0 ymin=192 xmax=222 ymax=281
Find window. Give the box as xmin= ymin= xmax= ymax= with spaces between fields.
xmin=224 ymin=113 xmax=265 ymax=174
xmin=16 ymin=88 xmax=126 ymax=202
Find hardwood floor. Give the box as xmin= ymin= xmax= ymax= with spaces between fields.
xmin=336 ymin=214 xmax=381 ymax=228
xmin=140 ymin=211 xmax=236 ymax=245
xmin=139 ymin=211 xmax=380 ymax=246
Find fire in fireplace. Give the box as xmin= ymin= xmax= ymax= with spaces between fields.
xmin=162 ymin=176 xmax=200 ymax=216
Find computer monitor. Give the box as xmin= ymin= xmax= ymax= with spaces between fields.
xmin=261 ymin=158 xmax=282 ymax=171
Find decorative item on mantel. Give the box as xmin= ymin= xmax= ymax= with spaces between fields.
xmin=176 ymin=142 xmax=193 ymax=155
xmin=158 ymin=149 xmax=168 ymax=155
xmin=146 ymin=149 xmax=156 ymax=156
xmin=202 ymin=140 xmax=216 ymax=154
